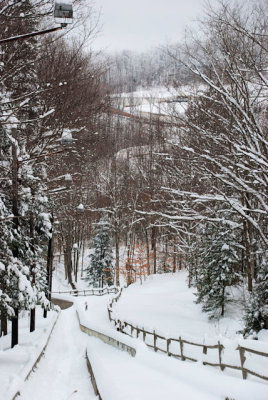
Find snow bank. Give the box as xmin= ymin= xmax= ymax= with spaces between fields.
xmin=0 ymin=308 xmax=58 ymax=400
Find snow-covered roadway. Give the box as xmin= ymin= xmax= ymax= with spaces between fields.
xmin=18 ymin=306 xmax=97 ymax=400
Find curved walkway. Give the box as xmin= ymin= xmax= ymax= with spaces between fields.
xmin=18 ymin=305 xmax=96 ymax=400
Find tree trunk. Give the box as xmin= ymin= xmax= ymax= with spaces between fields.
xmin=29 ymin=214 xmax=36 ymax=332
xmin=44 ymin=224 xmax=54 ymax=319
xmin=151 ymin=226 xmax=157 ymax=274
xmin=242 ymin=193 xmax=254 ymax=292
xmin=11 ymin=308 xmax=19 ymax=348
xmin=145 ymin=229 xmax=151 ymax=275
xmin=81 ymin=238 xmax=85 ymax=278
xmin=30 ymin=308 xmax=35 ymax=332
xmin=115 ymin=231 xmax=120 ymax=286
xmin=221 ymin=288 xmax=225 ymax=317
xmin=64 ymin=248 xmax=73 ymax=286
xmin=0 ymin=313 xmax=8 ymax=336
xmin=172 ymin=237 xmax=177 ymax=273
xmin=11 ymin=142 xmax=19 ymax=344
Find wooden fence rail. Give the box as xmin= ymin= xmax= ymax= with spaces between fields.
xmin=52 ymin=287 xmax=118 ymax=297
xmin=107 ymin=288 xmax=268 ymax=382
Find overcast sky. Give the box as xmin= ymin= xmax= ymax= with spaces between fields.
xmin=92 ymin=0 xmax=205 ymax=52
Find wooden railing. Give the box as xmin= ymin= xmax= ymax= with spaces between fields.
xmin=108 ymin=289 xmax=268 ymax=382
xmin=52 ymin=287 xmax=119 ymax=297
xmin=85 ymin=350 xmax=102 ymax=400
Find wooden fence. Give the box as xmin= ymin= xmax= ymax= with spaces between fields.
xmin=52 ymin=287 xmax=118 ymax=297
xmin=107 ymin=289 xmax=268 ymax=382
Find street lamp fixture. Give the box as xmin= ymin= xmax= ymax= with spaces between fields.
xmin=54 ymin=1 xmax=74 ymax=27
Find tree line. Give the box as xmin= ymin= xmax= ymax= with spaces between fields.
xmin=0 ymin=0 xmax=107 ymax=346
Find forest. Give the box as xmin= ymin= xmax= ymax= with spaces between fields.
xmin=0 ymin=0 xmax=267 ymax=350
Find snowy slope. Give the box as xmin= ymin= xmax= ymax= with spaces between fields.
xmin=74 ymin=290 xmax=268 ymax=400
xmin=112 ymin=271 xmax=268 ymax=382
xmin=114 ymin=270 xmax=246 ymax=341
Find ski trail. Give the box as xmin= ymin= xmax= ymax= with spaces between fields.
xmin=19 ymin=306 xmax=97 ymax=400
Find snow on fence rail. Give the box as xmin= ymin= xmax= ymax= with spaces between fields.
xmin=85 ymin=350 xmax=102 ymax=400
xmin=52 ymin=287 xmax=119 ymax=297
xmin=76 ymin=309 xmax=136 ymax=357
xmin=108 ymin=289 xmax=268 ymax=382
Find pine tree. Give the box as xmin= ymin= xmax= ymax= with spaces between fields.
xmin=243 ymin=256 xmax=268 ymax=336
xmin=86 ymin=217 xmax=114 ymax=287
xmin=195 ymin=223 xmax=241 ymax=319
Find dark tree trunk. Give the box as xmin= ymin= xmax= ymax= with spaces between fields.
xmin=29 ymin=214 xmax=36 ymax=332
xmin=44 ymin=221 xmax=53 ymax=319
xmin=145 ymin=229 xmax=151 ymax=276
xmin=151 ymin=226 xmax=157 ymax=274
xmin=11 ymin=308 xmax=19 ymax=348
xmin=1 ymin=313 xmax=8 ymax=336
xmin=221 ymin=288 xmax=225 ymax=317
xmin=115 ymin=230 xmax=120 ymax=286
xmin=30 ymin=308 xmax=35 ymax=332
xmin=172 ymin=237 xmax=177 ymax=273
xmin=11 ymin=143 xmax=19 ymax=346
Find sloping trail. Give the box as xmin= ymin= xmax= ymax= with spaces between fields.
xmin=18 ymin=306 xmax=97 ymax=400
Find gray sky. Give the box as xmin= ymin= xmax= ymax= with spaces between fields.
xmin=93 ymin=0 xmax=205 ymax=52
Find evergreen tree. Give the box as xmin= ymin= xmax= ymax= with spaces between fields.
xmin=195 ymin=222 xmax=241 ymax=319
xmin=243 ymin=256 xmax=268 ymax=336
xmin=86 ymin=217 xmax=114 ymax=287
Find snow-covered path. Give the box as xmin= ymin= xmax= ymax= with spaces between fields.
xmin=18 ymin=306 xmax=97 ymax=400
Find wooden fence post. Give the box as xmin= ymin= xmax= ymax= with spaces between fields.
xmin=153 ymin=330 xmax=157 ymax=352
xmin=131 ymin=325 xmax=134 ymax=336
xmin=143 ymin=328 xmax=146 ymax=342
xmin=136 ymin=327 xmax=139 ymax=338
xmin=167 ymin=339 xmax=171 ymax=356
xmin=218 ymin=341 xmax=224 ymax=371
xmin=179 ymin=337 xmax=185 ymax=360
xmin=238 ymin=346 xmax=247 ymax=379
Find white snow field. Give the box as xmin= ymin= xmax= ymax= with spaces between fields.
xmin=114 ymin=270 xmax=246 ymax=341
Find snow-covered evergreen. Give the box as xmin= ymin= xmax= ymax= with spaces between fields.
xmin=86 ymin=217 xmax=114 ymax=287
xmin=195 ymin=223 xmax=241 ymax=319
xmin=244 ymin=256 xmax=268 ymax=336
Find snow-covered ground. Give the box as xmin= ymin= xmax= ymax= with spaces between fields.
xmin=0 ymin=307 xmax=58 ymax=400
xmin=76 ymin=289 xmax=268 ymax=400
xmin=18 ymin=306 xmax=97 ymax=400
xmin=112 ymin=271 xmax=268 ymax=384
xmin=87 ymin=336 xmax=268 ymax=400
xmin=114 ymin=270 xmax=245 ymax=341
xmin=2 ymin=265 xmax=267 ymax=400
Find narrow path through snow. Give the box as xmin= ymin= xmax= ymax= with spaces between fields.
xmin=18 ymin=306 xmax=97 ymax=400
